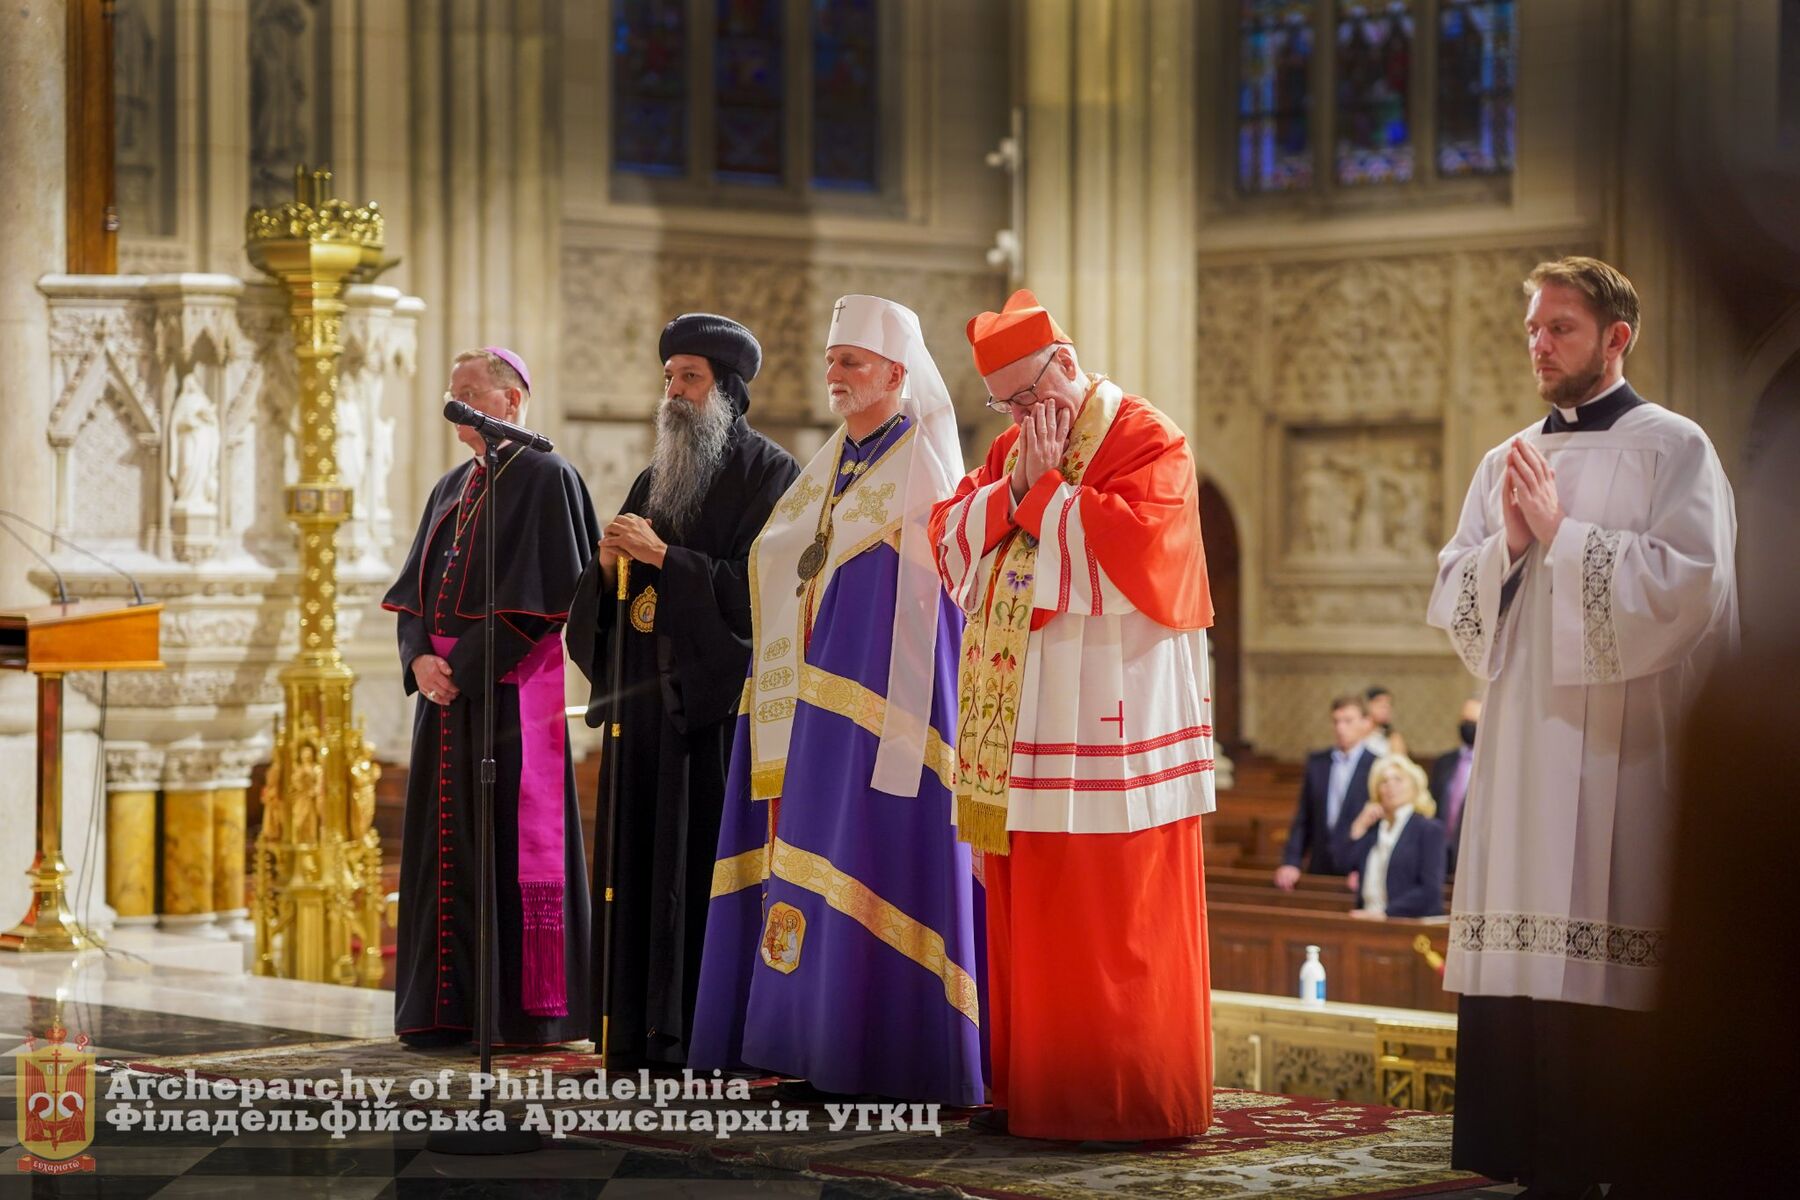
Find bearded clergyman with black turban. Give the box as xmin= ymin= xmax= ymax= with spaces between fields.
xmin=567 ymin=313 xmax=799 ymax=1068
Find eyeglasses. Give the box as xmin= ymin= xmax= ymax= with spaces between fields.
xmin=443 ymin=387 xmax=504 ymax=408
xmin=984 ymin=348 xmax=1063 ymax=413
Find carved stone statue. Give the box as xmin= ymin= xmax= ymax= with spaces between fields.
xmin=168 ymin=374 xmax=220 ymax=513
xmin=1296 ymin=449 xmax=1336 ymax=556
xmin=249 ymin=0 xmax=310 ymax=202
xmin=371 ymin=414 xmax=396 ymax=523
xmin=336 ymin=393 xmax=366 ymax=494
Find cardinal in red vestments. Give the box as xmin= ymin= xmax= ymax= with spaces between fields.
xmin=929 ymin=289 xmax=1217 ymax=1142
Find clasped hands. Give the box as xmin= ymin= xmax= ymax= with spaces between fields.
xmin=1503 ymin=438 xmax=1564 ymax=561
xmin=1009 ymin=402 xmax=1074 ymax=503
xmin=598 ymin=513 xmax=668 ymax=583
xmin=412 ymin=654 xmax=459 ymax=707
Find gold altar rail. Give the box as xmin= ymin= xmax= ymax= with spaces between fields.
xmin=1212 ymin=990 xmax=1457 ymax=1113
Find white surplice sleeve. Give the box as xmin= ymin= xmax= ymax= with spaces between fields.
xmin=1546 ymin=427 xmax=1738 ymax=686
xmin=1428 ymin=450 xmax=1525 ymax=679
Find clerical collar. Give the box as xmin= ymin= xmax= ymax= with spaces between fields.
xmin=1543 ymin=378 xmax=1643 ymax=434
xmin=847 ymin=410 xmax=906 ymax=450
xmin=470 ymin=439 xmax=527 ymax=465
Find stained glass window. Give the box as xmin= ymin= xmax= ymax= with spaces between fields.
xmin=1237 ymin=1 xmax=1317 ymax=193
xmin=613 ymin=0 xmax=689 ymax=176
xmin=1335 ymin=1 xmax=1413 ymax=185
xmin=811 ymin=0 xmax=880 ymax=191
xmin=715 ymin=0 xmax=785 ymax=184
xmin=1436 ymin=0 xmax=1516 ymax=176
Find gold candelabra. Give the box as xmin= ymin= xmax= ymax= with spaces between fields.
xmin=245 ymin=165 xmax=391 ymax=986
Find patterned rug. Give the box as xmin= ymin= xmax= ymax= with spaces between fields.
xmin=121 ymin=1040 xmax=1484 ymax=1199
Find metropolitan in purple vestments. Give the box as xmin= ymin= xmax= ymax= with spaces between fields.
xmin=690 ymin=296 xmax=984 ymax=1105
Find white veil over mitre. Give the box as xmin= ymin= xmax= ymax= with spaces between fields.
xmin=827 ymin=295 xmax=965 ymax=795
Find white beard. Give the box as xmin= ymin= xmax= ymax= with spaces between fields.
xmin=828 ymin=385 xmax=884 ymax=418
xmin=646 ymin=387 xmax=735 ymax=540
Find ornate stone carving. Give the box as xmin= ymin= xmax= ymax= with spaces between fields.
xmin=168 ymin=373 xmax=221 ymax=513
xmin=1281 ymin=425 xmax=1441 ymax=564
xmin=72 ymin=667 xmax=283 ymax=710
xmin=1268 ymin=257 xmax=1451 ymax=421
xmin=164 ymin=741 xmax=263 ymax=789
xmin=1195 ymin=264 xmax=1262 ymax=416
xmin=105 ymin=744 xmax=166 ymax=791
xmin=1264 ymin=583 xmax=1437 ymax=629
xmin=47 ymin=307 xmax=159 ymax=450
xmin=157 ymin=606 xmax=298 ymax=649
xmin=1455 ymin=246 xmax=1577 ymax=429
xmin=558 ymin=244 xmax=1002 ymax=436
xmin=559 ymin=419 xmax=654 ymax=521
xmin=1245 ymin=652 xmax=1477 ymax=760
xmin=71 ymin=392 xmax=156 ymax=542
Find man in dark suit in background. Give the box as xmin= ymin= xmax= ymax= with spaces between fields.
xmin=1428 ymin=697 xmax=1480 ymax=872
xmin=1274 ymin=694 xmax=1377 ymax=888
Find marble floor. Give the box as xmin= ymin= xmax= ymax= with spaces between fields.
xmin=0 ymin=944 xmax=1524 ymax=1199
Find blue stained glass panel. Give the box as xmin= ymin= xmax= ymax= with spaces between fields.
xmin=1437 ymin=0 xmax=1516 ymax=177
xmin=613 ymin=0 xmax=689 ymax=176
xmin=812 ymin=0 xmax=880 ymax=191
xmin=1334 ymin=1 xmax=1414 ymax=185
xmin=715 ymin=0 xmax=785 ymax=184
xmin=1237 ymin=0 xmax=1318 ymax=193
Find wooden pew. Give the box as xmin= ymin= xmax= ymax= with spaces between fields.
xmin=1207 ymin=901 xmax=1453 ymax=1012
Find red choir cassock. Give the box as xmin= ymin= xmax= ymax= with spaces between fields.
xmin=929 ymin=290 xmax=1218 ymax=1141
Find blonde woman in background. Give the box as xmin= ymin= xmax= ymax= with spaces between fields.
xmin=1340 ymin=754 xmax=1447 ymax=919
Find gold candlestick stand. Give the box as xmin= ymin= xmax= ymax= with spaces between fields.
xmin=245 ymin=165 xmax=390 ymax=986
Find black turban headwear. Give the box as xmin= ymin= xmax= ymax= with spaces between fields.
xmin=659 ymin=312 xmax=762 ymax=415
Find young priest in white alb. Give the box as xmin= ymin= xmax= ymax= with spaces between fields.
xmin=1428 ymin=257 xmax=1739 ymax=1197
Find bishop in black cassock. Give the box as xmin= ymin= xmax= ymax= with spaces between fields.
xmin=568 ymin=314 xmax=799 ymax=1067
xmin=381 ymin=347 xmax=601 ymax=1048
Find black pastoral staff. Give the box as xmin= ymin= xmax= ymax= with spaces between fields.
xmin=568 ymin=314 xmax=799 ymax=1068
xmin=381 ymin=347 xmax=600 ymax=1049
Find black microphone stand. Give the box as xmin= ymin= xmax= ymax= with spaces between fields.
xmin=425 ymin=432 xmax=541 ymax=1156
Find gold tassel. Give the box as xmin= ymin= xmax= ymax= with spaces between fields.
xmin=956 ymin=795 xmax=1011 ymax=856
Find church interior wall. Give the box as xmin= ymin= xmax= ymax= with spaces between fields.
xmin=554 ymin=0 xmax=1014 ymax=521
xmin=1180 ymin=0 xmax=1797 ymax=760
xmin=5 ymin=0 xmax=1794 ymax=940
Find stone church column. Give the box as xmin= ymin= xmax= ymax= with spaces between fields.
xmin=405 ymin=0 xmax=561 ymax=503
xmin=0 ymin=2 xmax=109 ymax=935
xmin=1016 ymin=0 xmax=1198 ymax=432
xmin=0 ymin=3 xmax=66 ymax=640
xmin=104 ymin=745 xmax=163 ymax=927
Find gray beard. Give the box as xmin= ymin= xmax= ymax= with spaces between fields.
xmin=646 ymin=387 xmax=735 ymax=540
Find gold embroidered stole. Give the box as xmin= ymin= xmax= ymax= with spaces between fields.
xmin=952 ymin=378 xmax=1121 ymax=854
xmin=745 ymin=424 xmax=914 ymax=801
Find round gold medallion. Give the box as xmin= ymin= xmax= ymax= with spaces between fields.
xmin=796 ymin=535 xmax=828 ymax=583
xmin=630 ymin=585 xmax=657 ymax=633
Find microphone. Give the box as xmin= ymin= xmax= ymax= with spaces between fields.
xmin=0 ymin=508 xmax=147 ymax=605
xmin=0 ymin=518 xmax=70 ymax=606
xmin=442 ymin=400 xmax=554 ymax=453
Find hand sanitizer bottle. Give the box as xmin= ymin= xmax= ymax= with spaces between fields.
xmin=1299 ymin=944 xmax=1326 ymax=1004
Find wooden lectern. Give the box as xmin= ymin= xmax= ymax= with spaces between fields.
xmin=0 ymin=600 xmax=162 ymax=951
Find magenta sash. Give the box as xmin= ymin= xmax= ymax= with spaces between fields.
xmin=429 ymin=631 xmax=569 ymax=1017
